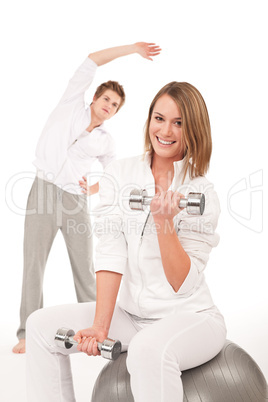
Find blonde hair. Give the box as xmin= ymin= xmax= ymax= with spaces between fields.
xmin=144 ymin=82 xmax=212 ymax=182
xmin=94 ymin=81 xmax=126 ymax=112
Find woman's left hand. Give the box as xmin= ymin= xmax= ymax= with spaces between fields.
xmin=150 ymin=191 xmax=185 ymax=222
xmin=135 ymin=42 xmax=161 ymax=61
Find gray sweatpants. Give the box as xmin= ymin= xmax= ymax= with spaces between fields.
xmin=17 ymin=177 xmax=96 ymax=339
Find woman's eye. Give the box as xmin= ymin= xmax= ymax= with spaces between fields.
xmin=155 ymin=116 xmax=163 ymax=121
xmin=175 ymin=121 xmax=182 ymax=126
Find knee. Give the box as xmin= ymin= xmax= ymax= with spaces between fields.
xmin=26 ymin=309 xmax=42 ymax=333
xmin=127 ymin=331 xmax=162 ymax=375
xmin=26 ymin=307 xmax=56 ymax=347
xmin=26 ymin=309 xmax=46 ymax=342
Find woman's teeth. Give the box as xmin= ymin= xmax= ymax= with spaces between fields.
xmin=157 ymin=136 xmax=175 ymax=145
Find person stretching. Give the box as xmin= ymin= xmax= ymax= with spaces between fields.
xmin=13 ymin=41 xmax=161 ymax=354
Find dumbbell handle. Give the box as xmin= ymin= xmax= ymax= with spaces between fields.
xmin=142 ymin=196 xmax=188 ymax=208
xmin=54 ymin=328 xmax=121 ymax=360
xmin=129 ymin=190 xmax=205 ymax=215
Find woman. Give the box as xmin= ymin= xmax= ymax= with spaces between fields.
xmin=26 ymin=81 xmax=226 ymax=401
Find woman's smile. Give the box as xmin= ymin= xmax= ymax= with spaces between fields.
xmin=156 ymin=136 xmax=176 ymax=146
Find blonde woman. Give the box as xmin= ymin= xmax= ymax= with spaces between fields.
xmin=26 ymin=81 xmax=226 ymax=401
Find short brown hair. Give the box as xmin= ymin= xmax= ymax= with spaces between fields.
xmin=144 ymin=82 xmax=212 ymax=182
xmin=94 ymin=81 xmax=126 ymax=112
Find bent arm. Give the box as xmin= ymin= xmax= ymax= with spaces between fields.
xmin=155 ymin=219 xmax=191 ymax=293
xmin=58 ymin=42 xmax=160 ymax=107
xmin=74 ymin=271 xmax=122 ymax=355
xmin=152 ymin=188 xmax=220 ymax=294
xmin=89 ymin=42 xmax=161 ymax=66
xmin=88 ymin=182 xmax=99 ymax=195
xmin=151 ymin=191 xmax=190 ymax=293
xmin=74 ymin=161 xmax=128 ymax=354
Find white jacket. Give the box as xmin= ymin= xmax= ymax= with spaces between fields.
xmin=33 ymin=57 xmax=116 ymax=194
xmin=94 ymin=154 xmax=221 ymax=318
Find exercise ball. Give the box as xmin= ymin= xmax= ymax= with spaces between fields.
xmin=91 ymin=340 xmax=268 ymax=402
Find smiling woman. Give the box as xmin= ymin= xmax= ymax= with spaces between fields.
xmin=149 ymin=94 xmax=184 ymax=161
xmin=144 ymin=81 xmax=212 ymax=183
xmin=3 ymin=3 xmax=267 ymax=400
xmin=25 ymin=76 xmax=227 ymax=402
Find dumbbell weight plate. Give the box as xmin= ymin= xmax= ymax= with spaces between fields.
xmin=54 ymin=328 xmax=75 ymax=349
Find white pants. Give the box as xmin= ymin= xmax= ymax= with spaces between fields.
xmin=26 ymin=302 xmax=226 ymax=402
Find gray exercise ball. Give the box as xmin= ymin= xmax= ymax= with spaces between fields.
xmin=91 ymin=340 xmax=268 ymax=402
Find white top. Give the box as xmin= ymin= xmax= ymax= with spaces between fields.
xmin=33 ymin=57 xmax=116 ymax=194
xmin=93 ymin=154 xmax=221 ymax=319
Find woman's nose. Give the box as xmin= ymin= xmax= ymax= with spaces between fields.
xmin=161 ymin=122 xmax=172 ymax=136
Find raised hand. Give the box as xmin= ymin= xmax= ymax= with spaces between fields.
xmin=150 ymin=191 xmax=184 ymax=222
xmin=135 ymin=42 xmax=162 ymax=61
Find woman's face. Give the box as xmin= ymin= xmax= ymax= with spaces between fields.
xmin=149 ymin=94 xmax=185 ymax=161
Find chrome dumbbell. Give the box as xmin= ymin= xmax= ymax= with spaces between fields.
xmin=129 ymin=189 xmax=205 ymax=215
xmin=54 ymin=327 xmax=122 ymax=361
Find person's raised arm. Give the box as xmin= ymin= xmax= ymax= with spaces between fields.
xmin=89 ymin=42 xmax=161 ymax=66
xmin=73 ymin=271 xmax=122 ymax=356
xmin=151 ymin=189 xmax=220 ymax=294
xmin=151 ymin=191 xmax=191 ymax=293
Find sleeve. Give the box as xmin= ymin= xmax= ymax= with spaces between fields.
xmin=174 ymin=184 xmax=221 ymax=295
xmin=93 ymin=161 xmax=128 ymax=274
xmin=58 ymin=57 xmax=98 ymax=106
xmin=97 ymin=145 xmax=116 ymax=169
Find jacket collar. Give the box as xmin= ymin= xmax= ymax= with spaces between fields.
xmin=144 ymin=151 xmax=192 ymax=191
xmin=86 ymin=105 xmax=105 ymax=132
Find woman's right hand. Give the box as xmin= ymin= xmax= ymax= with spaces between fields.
xmin=73 ymin=326 xmax=108 ymax=357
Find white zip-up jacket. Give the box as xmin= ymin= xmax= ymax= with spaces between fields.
xmin=94 ymin=153 xmax=221 ymax=319
xmin=33 ymin=57 xmax=116 ymax=194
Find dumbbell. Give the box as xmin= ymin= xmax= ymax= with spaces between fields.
xmin=129 ymin=189 xmax=205 ymax=215
xmin=54 ymin=327 xmax=121 ymax=361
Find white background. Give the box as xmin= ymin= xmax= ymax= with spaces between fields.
xmin=1 ymin=0 xmax=267 ymax=400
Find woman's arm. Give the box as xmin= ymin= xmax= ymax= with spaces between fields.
xmin=89 ymin=42 xmax=161 ymax=66
xmin=74 ymin=271 xmax=122 ymax=356
xmin=93 ymin=271 xmax=122 ymax=333
xmin=151 ymin=191 xmax=191 ymax=293
xmin=74 ymin=161 xmax=128 ymax=355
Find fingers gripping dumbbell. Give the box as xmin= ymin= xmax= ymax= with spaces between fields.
xmin=129 ymin=189 xmax=205 ymax=215
xmin=54 ymin=327 xmax=122 ymax=361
